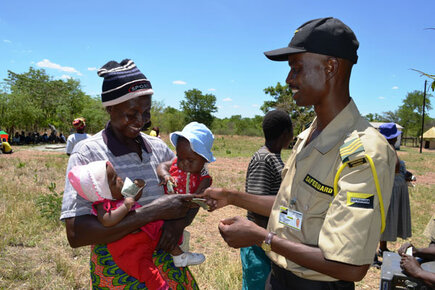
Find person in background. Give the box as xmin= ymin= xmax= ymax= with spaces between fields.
xmin=377 ymin=123 xmax=412 ymax=259
xmin=149 ymin=126 xmax=160 ymax=138
xmin=398 ymin=214 xmax=435 ymax=287
xmin=0 ymin=138 xmax=13 ymax=154
xmin=240 ymin=109 xmax=293 ymax=290
xmin=200 ymin=17 xmax=396 ymax=289
xmin=66 ymin=117 xmax=90 ymax=156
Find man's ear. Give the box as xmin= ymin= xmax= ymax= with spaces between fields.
xmin=106 ymin=106 xmax=112 ymax=113
xmin=325 ymin=57 xmax=339 ymax=80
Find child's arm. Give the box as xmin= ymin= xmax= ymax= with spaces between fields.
xmin=157 ymin=158 xmax=176 ymax=185
xmin=194 ymin=177 xmax=212 ymax=194
xmin=96 ymin=198 xmax=136 ymax=227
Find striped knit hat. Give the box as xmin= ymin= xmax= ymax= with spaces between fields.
xmin=97 ymin=59 xmax=154 ymax=107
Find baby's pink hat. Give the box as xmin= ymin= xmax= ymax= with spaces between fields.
xmin=68 ymin=160 xmax=113 ymax=202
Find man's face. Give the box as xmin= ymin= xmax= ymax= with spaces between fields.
xmin=107 ymin=95 xmax=152 ymax=140
xmin=286 ymin=52 xmax=329 ymax=107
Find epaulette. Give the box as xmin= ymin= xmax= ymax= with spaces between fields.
xmin=339 ymin=136 xmax=365 ymax=163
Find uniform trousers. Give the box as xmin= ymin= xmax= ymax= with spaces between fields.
xmin=265 ymin=263 xmax=355 ymax=290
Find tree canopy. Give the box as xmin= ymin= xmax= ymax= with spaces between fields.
xmin=180 ymin=89 xmax=217 ymax=128
xmin=261 ymin=82 xmax=315 ymax=135
xmin=0 ymin=67 xmax=107 ymax=135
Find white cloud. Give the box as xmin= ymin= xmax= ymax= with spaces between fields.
xmin=223 ymin=98 xmax=232 ymax=102
xmin=378 ymin=96 xmax=385 ymax=100
xmin=36 ymin=59 xmax=82 ymax=76
xmin=392 ymin=86 xmax=399 ymax=90
xmin=60 ymin=74 xmax=72 ymax=80
xmin=88 ymin=67 xmax=97 ymax=71
xmin=252 ymin=104 xmax=259 ymax=108
xmin=173 ymin=80 xmax=187 ymax=85
xmin=233 ymin=105 xmax=240 ymax=108
xmin=3 ymin=39 xmax=11 ymax=43
xmin=208 ymin=88 xmax=216 ymax=91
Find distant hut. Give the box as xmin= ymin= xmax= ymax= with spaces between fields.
xmin=422 ymin=127 xmax=435 ymax=149
xmin=370 ymin=122 xmax=404 ymax=149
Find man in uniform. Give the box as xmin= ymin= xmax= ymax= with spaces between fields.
xmin=201 ymin=17 xmax=396 ymax=289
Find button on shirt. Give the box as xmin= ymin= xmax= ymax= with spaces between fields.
xmin=61 ymin=122 xmax=175 ymax=220
xmin=267 ymin=99 xmax=396 ymax=281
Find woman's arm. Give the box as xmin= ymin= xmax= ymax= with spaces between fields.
xmin=96 ymin=198 xmax=135 ymax=227
xmin=65 ymin=194 xmax=194 ymax=248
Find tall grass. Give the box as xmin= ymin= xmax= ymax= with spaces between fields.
xmin=0 ymin=142 xmax=433 ymax=289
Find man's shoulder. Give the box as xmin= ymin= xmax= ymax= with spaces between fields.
xmin=340 ymin=118 xmax=394 ymax=164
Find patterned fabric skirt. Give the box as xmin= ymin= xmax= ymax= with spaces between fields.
xmin=90 ymin=244 xmax=199 ymax=289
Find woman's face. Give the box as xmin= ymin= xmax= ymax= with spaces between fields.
xmin=106 ymin=162 xmax=124 ymax=200
xmin=106 ymin=95 xmax=152 ymax=140
xmin=176 ymin=137 xmax=207 ymax=174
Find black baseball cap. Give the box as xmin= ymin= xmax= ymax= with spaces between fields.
xmin=264 ymin=17 xmax=359 ymax=64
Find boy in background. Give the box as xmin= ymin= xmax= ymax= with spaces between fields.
xmin=241 ymin=109 xmax=293 ymax=290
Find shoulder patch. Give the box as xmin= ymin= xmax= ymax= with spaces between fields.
xmin=347 ymin=157 xmax=367 ymax=168
xmin=347 ymin=192 xmax=374 ymax=209
xmin=340 ymin=138 xmax=365 ymax=162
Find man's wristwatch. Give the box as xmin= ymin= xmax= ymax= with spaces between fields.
xmin=261 ymin=232 xmax=276 ymax=252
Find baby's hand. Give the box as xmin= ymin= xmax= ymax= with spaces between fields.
xmin=124 ymin=197 xmax=136 ymax=210
xmin=133 ymin=179 xmax=145 ymax=201
xmin=160 ymin=175 xmax=176 ymax=186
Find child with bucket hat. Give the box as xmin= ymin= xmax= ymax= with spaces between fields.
xmin=157 ymin=122 xmax=216 ymax=266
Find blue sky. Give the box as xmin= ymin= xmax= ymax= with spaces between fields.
xmin=1 ymin=0 xmax=434 ymax=120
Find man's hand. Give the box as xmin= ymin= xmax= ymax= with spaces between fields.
xmin=218 ymin=216 xmax=266 ymax=248
xmin=398 ymin=242 xmax=414 ymax=256
xmin=198 ymin=187 xmax=231 ymax=212
xmin=400 ymin=254 xmax=423 ymax=278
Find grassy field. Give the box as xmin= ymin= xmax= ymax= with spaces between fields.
xmin=0 ymin=135 xmax=433 ymax=289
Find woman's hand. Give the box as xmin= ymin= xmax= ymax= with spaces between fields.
xmin=143 ymin=194 xmax=193 ymax=220
xmin=218 ymin=216 xmax=267 ymax=248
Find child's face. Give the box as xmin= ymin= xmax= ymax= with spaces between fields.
xmin=106 ymin=162 xmax=124 ymax=200
xmin=176 ymin=138 xmax=207 ymax=174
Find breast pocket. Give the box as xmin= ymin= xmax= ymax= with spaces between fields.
xmin=296 ymin=181 xmax=333 ymax=245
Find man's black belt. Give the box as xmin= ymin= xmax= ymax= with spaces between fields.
xmin=269 ymin=263 xmax=354 ymax=290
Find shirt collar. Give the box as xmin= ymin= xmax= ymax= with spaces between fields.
xmin=297 ymin=98 xmax=361 ymax=155
xmin=102 ymin=122 xmax=152 ymax=156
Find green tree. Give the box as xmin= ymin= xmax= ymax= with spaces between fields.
xmin=397 ymin=90 xmax=433 ymax=137
xmin=161 ymin=106 xmax=186 ymax=133
xmin=261 ymin=82 xmax=314 ymax=135
xmin=1 ymin=67 xmax=101 ymax=135
xmin=364 ymin=113 xmax=385 ymax=122
xmin=180 ymin=89 xmax=217 ymax=128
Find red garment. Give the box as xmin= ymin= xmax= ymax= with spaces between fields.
xmin=92 ymin=199 xmax=164 ymax=286
xmin=164 ymin=158 xmax=212 ymax=194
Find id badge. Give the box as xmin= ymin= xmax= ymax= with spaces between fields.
xmin=279 ymin=206 xmax=303 ymax=231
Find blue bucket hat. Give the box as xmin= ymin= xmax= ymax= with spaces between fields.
xmin=170 ymin=122 xmax=216 ymax=163
xmin=379 ymin=123 xmax=401 ymax=140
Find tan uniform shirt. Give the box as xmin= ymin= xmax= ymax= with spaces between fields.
xmin=423 ymin=214 xmax=435 ymax=243
xmin=267 ymin=99 xmax=396 ymax=281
